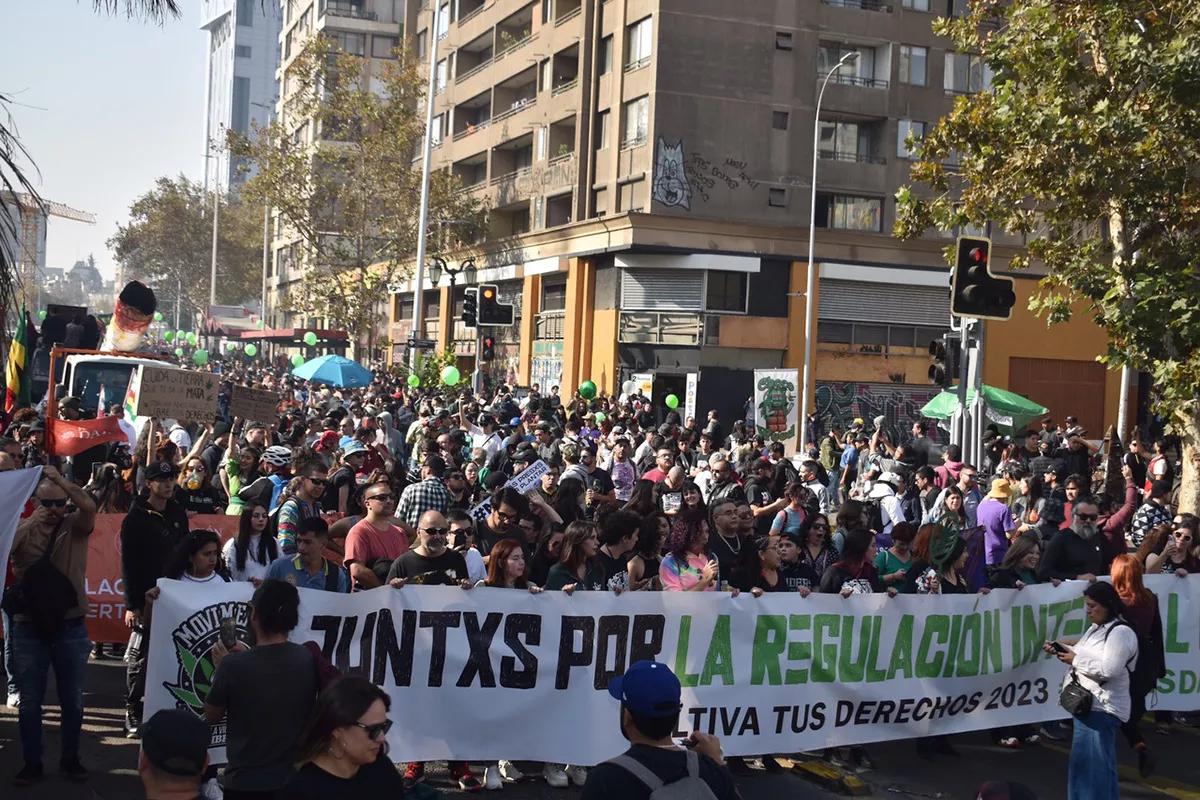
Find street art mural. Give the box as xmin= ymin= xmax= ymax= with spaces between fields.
xmin=813 ymin=382 xmax=944 ymax=445
xmin=651 ymin=138 xmax=693 ymax=209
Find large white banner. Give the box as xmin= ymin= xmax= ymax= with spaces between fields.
xmin=147 ymin=575 xmax=1200 ymax=766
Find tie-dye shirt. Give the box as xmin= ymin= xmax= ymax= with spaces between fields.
xmin=659 ymin=552 xmax=714 ymax=592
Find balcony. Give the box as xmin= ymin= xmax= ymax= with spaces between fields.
xmin=552 ymin=79 xmax=577 ymax=96
xmin=819 ymin=150 xmax=887 ymax=165
xmin=457 ymin=58 xmax=493 ymax=83
xmin=825 ymin=72 xmax=889 ymax=89
xmin=495 ymin=31 xmax=533 ymax=60
xmin=458 ymin=0 xmax=487 ymax=25
xmin=821 ymin=0 xmax=893 ymax=11
xmin=320 ymin=0 xmax=378 ymax=20
xmin=624 ymin=55 xmax=651 ymax=74
xmin=492 ymin=96 xmax=536 ymax=124
xmin=618 ymin=311 xmax=703 ymax=346
xmin=535 ymin=310 xmax=565 ymax=340
xmin=555 ymin=6 xmax=582 ymax=26
xmin=489 ymin=166 xmax=532 ymax=187
xmin=453 ymin=118 xmax=490 ymax=141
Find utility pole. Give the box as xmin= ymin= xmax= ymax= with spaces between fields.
xmin=408 ymin=10 xmax=442 ymax=369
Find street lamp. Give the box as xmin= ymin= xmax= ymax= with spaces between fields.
xmin=799 ymin=49 xmax=859 ymax=453
xmin=426 ymin=256 xmax=477 ymax=293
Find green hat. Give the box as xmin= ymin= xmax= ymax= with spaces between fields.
xmin=929 ymin=524 xmax=965 ymax=570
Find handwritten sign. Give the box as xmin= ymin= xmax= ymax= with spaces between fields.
xmin=229 ymin=385 xmax=280 ymax=423
xmin=129 ymin=365 xmax=217 ymax=422
xmin=469 ymin=459 xmax=550 ymax=523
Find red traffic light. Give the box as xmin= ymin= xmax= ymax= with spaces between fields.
xmin=969 ymin=247 xmax=985 ymax=263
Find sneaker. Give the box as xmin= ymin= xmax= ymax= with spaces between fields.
xmin=124 ymin=713 xmax=141 ymax=740
xmin=498 ymin=760 xmax=524 ymax=782
xmin=402 ymin=762 xmax=425 ymax=791
xmin=1023 ymin=733 xmax=1041 ymax=745
xmin=997 ymin=737 xmax=1020 ymax=748
xmin=458 ymin=773 xmax=483 ymax=792
xmin=1138 ymin=748 xmax=1156 ymax=778
xmin=565 ymin=765 xmax=587 ymax=786
xmin=59 ymin=757 xmax=88 ymax=782
xmin=1038 ymin=723 xmax=1067 ymax=741
xmin=12 ymin=762 xmax=43 ymax=787
xmin=483 ymin=766 xmax=503 ymax=791
xmin=201 ymin=777 xmax=224 ymax=800
xmin=542 ymin=764 xmax=569 ymax=788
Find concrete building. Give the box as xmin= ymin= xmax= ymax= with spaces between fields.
xmin=202 ymin=0 xmax=284 ymax=192
xmin=264 ymin=0 xmax=412 ymax=339
xmin=380 ymin=0 xmax=1132 ymax=441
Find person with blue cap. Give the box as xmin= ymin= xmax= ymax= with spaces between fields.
xmin=582 ymin=660 xmax=741 ymax=799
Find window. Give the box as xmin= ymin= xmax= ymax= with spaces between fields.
xmin=896 ymin=119 xmax=926 ymax=158
xmin=592 ymin=187 xmax=609 ymax=217
xmin=899 ymin=45 xmax=927 ymax=86
xmin=436 ymin=3 xmax=450 ymax=39
xmin=596 ymin=109 xmax=610 ymax=149
xmin=542 ymin=281 xmax=567 ymax=312
xmin=625 ymin=17 xmax=652 ymax=68
xmin=768 ymin=188 xmax=788 ymax=208
xmin=372 ymin=36 xmax=398 ymax=58
xmin=818 ymin=42 xmax=877 ymax=86
xmin=622 ymin=97 xmax=648 ymax=148
xmin=330 ymin=31 xmax=365 ymax=56
xmin=902 ymin=0 xmax=930 ymax=9
xmin=237 ymin=0 xmax=255 ymax=25
xmin=235 ymin=44 xmax=252 ymax=58
xmin=231 ymin=77 xmax=251 ymax=134
xmin=431 ymin=114 xmax=444 ymax=146
xmin=771 ymin=111 xmax=789 ymax=130
xmin=416 ymin=30 xmax=428 ymax=60
xmin=815 ymin=193 xmax=883 ymax=231
xmin=818 ymin=120 xmax=873 ymax=161
xmin=945 ymin=52 xmax=993 ymax=94
xmin=435 ymin=58 xmax=448 ymax=93
xmin=598 ymin=35 xmax=613 ymax=75
xmin=706 ymin=271 xmax=748 ymax=313
xmin=775 ymin=31 xmax=793 ymax=50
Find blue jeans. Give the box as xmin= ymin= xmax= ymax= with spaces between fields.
xmin=2 ymin=608 xmax=19 ymax=706
xmin=1069 ymin=709 xmax=1120 ymax=800
xmin=11 ymin=618 xmax=92 ymax=765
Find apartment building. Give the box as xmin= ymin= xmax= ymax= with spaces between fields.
xmin=202 ymin=0 xmax=284 ymax=192
xmin=379 ymin=0 xmax=1123 ymax=438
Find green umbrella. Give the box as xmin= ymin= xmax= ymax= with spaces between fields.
xmin=920 ymin=384 xmax=1049 ymax=435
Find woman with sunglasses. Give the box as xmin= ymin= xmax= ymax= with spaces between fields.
xmin=280 ymin=676 xmax=404 ymax=797
xmin=1145 ymin=515 xmax=1200 ymax=576
xmin=798 ymin=513 xmax=838 ymax=577
xmin=222 ymin=505 xmax=277 ymax=584
xmin=175 ymin=457 xmax=225 ymax=515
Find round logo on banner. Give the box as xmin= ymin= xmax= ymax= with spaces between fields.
xmin=161 ymin=601 xmax=252 ymax=744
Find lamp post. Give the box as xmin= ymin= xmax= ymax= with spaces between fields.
xmin=799 ymin=49 xmax=860 ymax=453
xmin=408 ymin=8 xmax=444 ymax=368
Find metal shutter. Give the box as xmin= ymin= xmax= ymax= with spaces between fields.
xmin=818 ymin=279 xmax=949 ymax=326
xmin=620 ymin=269 xmax=705 ymax=311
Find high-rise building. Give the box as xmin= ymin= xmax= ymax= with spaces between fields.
xmin=202 ymin=0 xmax=284 ymax=192
xmin=381 ymin=0 xmax=1126 ymax=438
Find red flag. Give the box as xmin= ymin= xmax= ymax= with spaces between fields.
xmin=46 ymin=415 xmax=128 ymax=458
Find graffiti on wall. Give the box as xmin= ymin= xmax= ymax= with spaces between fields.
xmin=652 ymin=138 xmax=693 ymax=209
xmin=813 ymin=382 xmax=944 ymax=445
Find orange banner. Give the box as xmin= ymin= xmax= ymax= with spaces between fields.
xmin=85 ymin=513 xmax=240 ymax=643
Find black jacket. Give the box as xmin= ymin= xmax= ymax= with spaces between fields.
xmin=1036 ymin=528 xmax=1103 ymax=583
xmin=120 ymin=495 xmax=190 ymax=613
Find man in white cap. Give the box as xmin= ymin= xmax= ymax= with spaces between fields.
xmin=868 ymin=471 xmax=907 ymax=540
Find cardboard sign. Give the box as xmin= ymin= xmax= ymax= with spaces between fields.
xmin=469 ymin=458 xmax=550 ymax=522
xmin=128 ymin=365 xmax=217 ymax=422
xmin=229 ymin=385 xmax=280 ymax=423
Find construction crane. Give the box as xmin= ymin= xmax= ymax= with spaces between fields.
xmin=1 ymin=191 xmax=96 ymax=308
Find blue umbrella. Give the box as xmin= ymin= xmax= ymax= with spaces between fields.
xmin=290 ymin=354 xmax=373 ymax=388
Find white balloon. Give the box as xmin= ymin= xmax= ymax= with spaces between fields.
xmin=622 ymin=380 xmax=636 ymax=395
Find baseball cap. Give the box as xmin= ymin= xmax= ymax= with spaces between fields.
xmin=512 ymin=449 xmax=535 ymax=464
xmin=60 ymin=395 xmax=83 ymax=412
xmin=140 ymin=708 xmax=210 ymax=777
xmin=608 ymin=660 xmax=682 ymax=718
xmin=145 ymin=461 xmax=178 ymax=481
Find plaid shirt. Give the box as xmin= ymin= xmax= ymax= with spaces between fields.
xmin=397 ymin=477 xmax=452 ymax=526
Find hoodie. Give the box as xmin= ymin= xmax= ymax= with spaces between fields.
xmin=376 ymin=411 xmax=404 ymax=459
xmin=934 ymin=460 xmax=963 ymax=490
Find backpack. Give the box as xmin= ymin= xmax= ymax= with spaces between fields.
xmin=861 ymin=498 xmax=885 ymax=533
xmin=606 ymin=749 xmax=719 ymax=800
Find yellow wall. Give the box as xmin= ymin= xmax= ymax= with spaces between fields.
xmin=591 ymin=308 xmax=619 ymax=394
xmin=719 ymin=316 xmax=788 ymax=350
xmin=561 ymin=257 xmax=596 ymax=392
xmin=982 ymin=277 xmax=1121 ymax=426
xmin=436 ymin=286 xmax=452 ymax=352
xmin=518 ymin=274 xmax=541 ymax=386
xmin=816 ymin=346 xmax=932 ymax=385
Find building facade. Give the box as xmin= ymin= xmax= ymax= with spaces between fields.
xmin=380 ymin=0 xmax=1124 ymax=439
xmin=202 ymin=0 xmax=284 ymax=192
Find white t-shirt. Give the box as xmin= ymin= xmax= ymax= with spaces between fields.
xmin=181 ymin=571 xmax=224 ymax=584
xmin=221 ymin=535 xmax=273 ymax=583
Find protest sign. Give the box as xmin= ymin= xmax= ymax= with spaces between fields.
xmin=146 ymin=575 xmax=1200 ymax=766
xmin=127 ymin=365 xmax=217 ymax=421
xmin=469 ymin=459 xmax=549 ymax=522
xmin=754 ymin=368 xmax=799 ymax=452
xmin=229 ymin=385 xmax=279 ymax=423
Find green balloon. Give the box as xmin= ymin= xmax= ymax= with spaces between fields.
xmin=291 ymin=354 xmax=305 ymax=367
xmin=185 ymin=332 xmax=197 ymax=346
xmin=153 ymin=311 xmax=163 ymax=322
xmin=440 ymin=365 xmax=460 ymax=386
xmin=37 ymin=309 xmax=47 ymax=320
xmin=176 ymin=330 xmax=187 ymax=342
xmin=593 ymin=411 xmax=606 ymax=424
xmin=665 ymin=393 xmax=680 ymax=410
xmin=226 ymin=342 xmax=238 ymax=352
xmin=192 ymin=349 xmax=209 ymax=366
xmin=303 ymin=331 xmax=318 ymax=346
xmin=244 ymin=343 xmax=258 ymax=357
xmin=578 ymin=380 xmax=597 ymax=400
xmin=406 ymin=374 xmax=421 ymax=388
xmin=174 ymin=347 xmax=183 ymax=357
xmin=164 ymin=331 xmax=174 ymax=342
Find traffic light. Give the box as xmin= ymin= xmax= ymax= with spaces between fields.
xmin=477 ymin=283 xmax=515 ymax=326
xmin=951 ymin=236 xmax=1016 ymax=320
xmin=462 ymin=288 xmax=477 ymax=327
xmin=928 ymin=332 xmax=961 ymax=388
xmin=480 ymin=335 xmax=496 ymax=362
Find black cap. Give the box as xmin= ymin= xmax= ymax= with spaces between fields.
xmin=141 ymin=709 xmax=210 ymax=777
xmin=60 ymin=395 xmax=83 ymax=412
xmin=145 ymin=461 xmax=178 ymax=481
xmin=512 ymin=449 xmax=535 ymax=464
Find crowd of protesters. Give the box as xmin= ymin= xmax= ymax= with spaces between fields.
xmin=1 ymin=346 xmax=1196 ymax=798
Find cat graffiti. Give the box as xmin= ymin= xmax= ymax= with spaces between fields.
xmin=652 ymin=137 xmax=694 ymax=209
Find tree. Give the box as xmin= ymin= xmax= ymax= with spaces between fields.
xmin=894 ymin=0 xmax=1200 ymax=513
xmin=108 ymin=175 xmax=266 ymax=323
xmin=230 ymin=36 xmax=485 ymax=355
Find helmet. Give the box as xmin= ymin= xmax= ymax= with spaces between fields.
xmin=261 ymin=446 xmax=292 ymax=468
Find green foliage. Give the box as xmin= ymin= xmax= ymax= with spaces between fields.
xmin=230 ymin=36 xmax=486 ymax=349
xmin=894 ymin=0 xmax=1200 ymax=428
xmin=393 ymin=348 xmax=459 ymax=391
xmin=108 ymin=175 xmax=266 ymax=317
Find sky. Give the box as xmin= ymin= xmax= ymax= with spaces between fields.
xmin=2 ymin=2 xmax=207 ymax=280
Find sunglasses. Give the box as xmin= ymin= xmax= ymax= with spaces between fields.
xmin=355 ymin=719 xmax=393 ymax=740
xmin=421 ymin=527 xmax=449 ymax=537
xmin=40 ymin=498 xmax=68 ymax=508
xmin=1075 ymin=513 xmax=1098 ymax=521
xmin=366 ymin=494 xmax=393 ymax=503
xmin=307 ymin=477 xmax=328 ymax=486
xmin=810 ymin=523 xmax=829 ymax=530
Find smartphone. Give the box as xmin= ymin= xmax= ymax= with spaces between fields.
xmin=1049 ymin=641 xmax=1068 ymax=654
xmin=662 ymin=493 xmax=682 ymax=513
xmin=219 ymin=617 xmax=238 ymax=650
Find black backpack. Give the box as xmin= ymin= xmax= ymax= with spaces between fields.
xmin=1 ymin=524 xmax=78 ymax=641
xmin=861 ymin=498 xmax=885 ymax=533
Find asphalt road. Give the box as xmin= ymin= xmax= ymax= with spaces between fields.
xmin=3 ymin=656 xmax=1200 ymax=799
